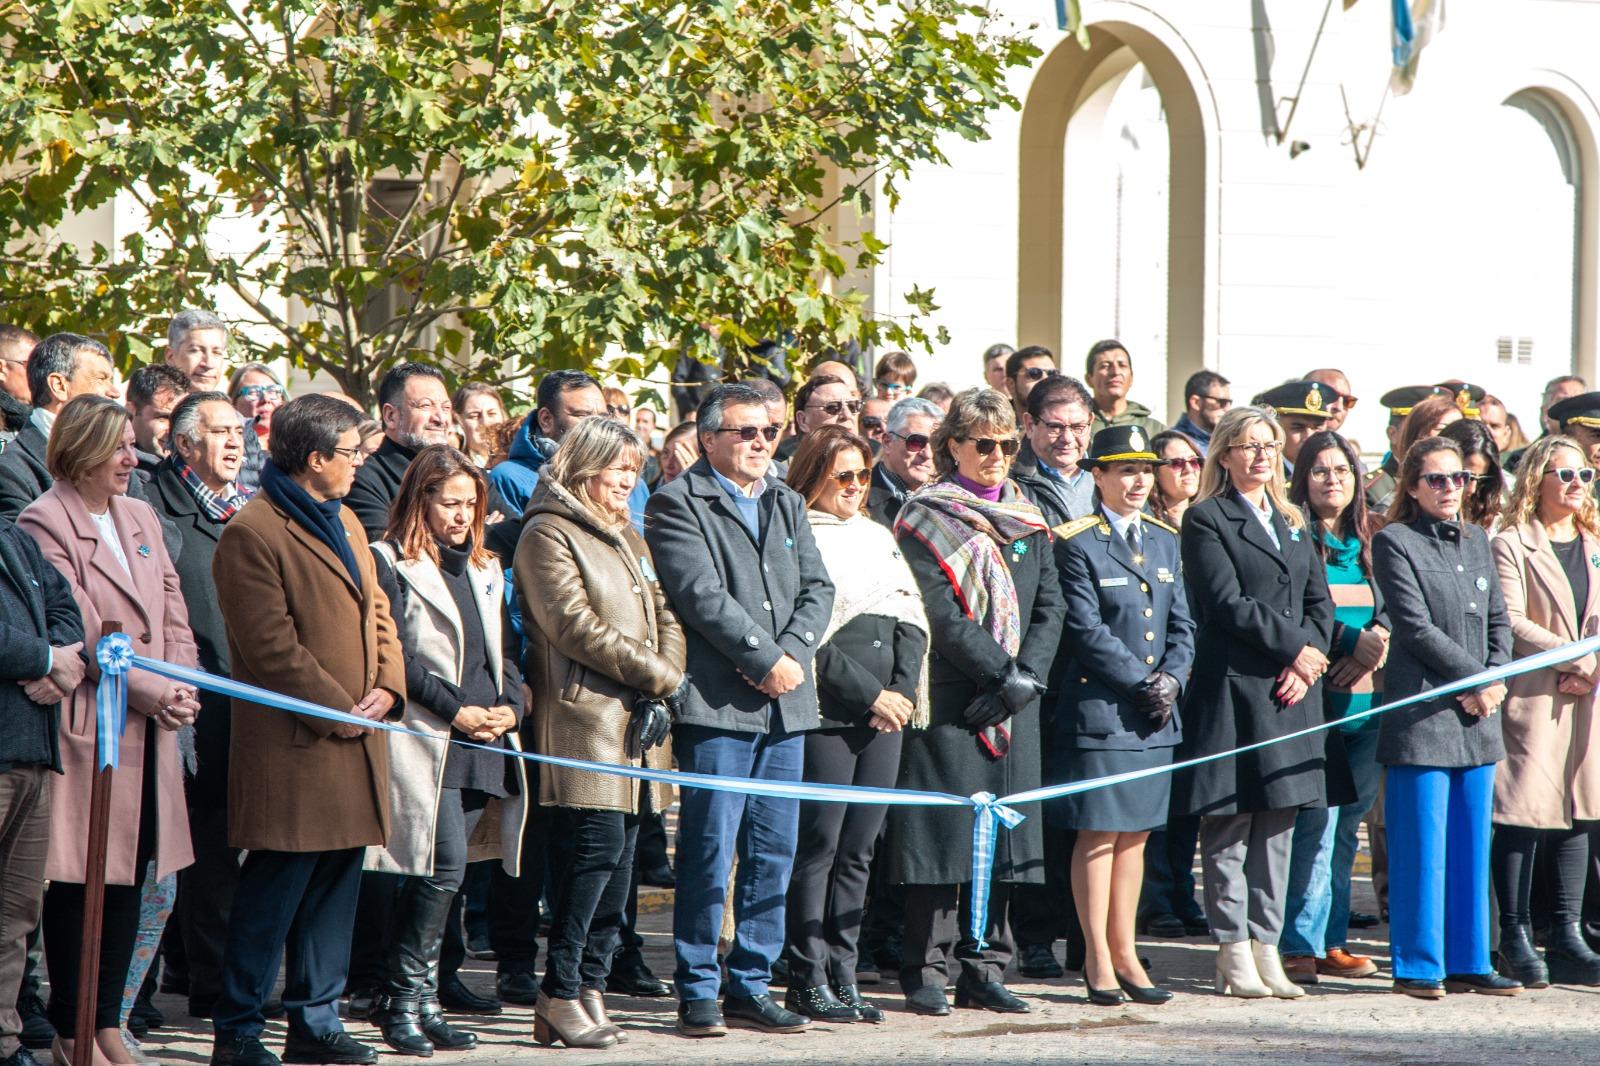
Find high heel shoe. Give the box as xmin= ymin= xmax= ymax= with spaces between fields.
xmin=1251 ymin=941 xmax=1307 ymax=999
xmin=1214 ymin=941 xmax=1271 ymax=998
xmin=1114 ymin=973 xmax=1173 ymax=1005
xmin=577 ymin=988 xmax=626 ymax=1043
xmin=533 ymin=992 xmax=617 ymax=1049
xmin=1084 ymin=986 xmax=1126 ymax=1006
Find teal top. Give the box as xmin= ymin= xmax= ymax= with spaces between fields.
xmin=1322 ymin=529 xmax=1381 ymax=733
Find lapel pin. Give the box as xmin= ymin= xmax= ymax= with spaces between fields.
xmin=1013 ymin=541 xmax=1029 ymax=556
xmin=1591 ymin=553 xmax=1599 ymax=569
xmin=784 ymin=537 xmax=794 ymax=548
xmin=1475 ymin=575 xmax=1489 ymax=592
xmin=137 ymin=544 xmax=152 ymax=558
xmin=1289 ymin=528 xmax=1301 ymax=542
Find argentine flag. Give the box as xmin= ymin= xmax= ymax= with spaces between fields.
xmin=1392 ymin=0 xmax=1444 ymax=95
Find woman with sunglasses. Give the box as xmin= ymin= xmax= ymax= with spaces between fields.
xmin=889 ymin=388 xmax=1064 ymax=1016
xmin=780 ymin=424 xmax=928 ymax=1023
xmin=1172 ymin=406 xmax=1345 ymax=1000
xmin=1488 ymin=435 xmax=1600 ymax=987
xmin=1148 ymin=431 xmax=1203 ymax=529
xmin=1373 ymin=435 xmax=1518 ymax=998
xmin=1442 ymin=419 xmax=1506 ymax=531
xmin=227 ymin=362 xmax=285 ymax=490
xmin=1278 ymin=431 xmax=1388 ymax=985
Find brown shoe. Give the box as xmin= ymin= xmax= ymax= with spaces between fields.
xmin=1281 ymin=955 xmax=1319 ymax=986
xmin=1319 ymin=948 xmax=1379 ymax=979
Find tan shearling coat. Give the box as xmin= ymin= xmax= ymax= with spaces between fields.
xmin=515 ymin=478 xmax=684 ymax=813
xmin=1491 ymin=520 xmax=1600 ymax=827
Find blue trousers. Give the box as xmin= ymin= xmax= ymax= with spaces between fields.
xmin=1386 ymin=763 xmax=1495 ymax=981
xmin=672 ymin=721 xmax=805 ymax=1002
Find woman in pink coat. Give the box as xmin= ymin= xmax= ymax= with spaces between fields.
xmin=18 ymin=396 xmax=199 ymax=1066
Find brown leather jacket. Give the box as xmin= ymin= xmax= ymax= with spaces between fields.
xmin=515 ymin=478 xmax=685 ymax=812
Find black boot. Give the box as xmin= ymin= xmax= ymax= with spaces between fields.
xmin=1495 ymin=923 xmax=1550 ymax=989
xmin=371 ymin=879 xmax=458 ymax=1057
xmin=1546 ymin=921 xmax=1600 ymax=986
xmin=419 ymin=961 xmax=478 ymax=1052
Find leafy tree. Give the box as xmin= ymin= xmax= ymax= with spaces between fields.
xmin=0 ymin=0 xmax=1037 ymax=402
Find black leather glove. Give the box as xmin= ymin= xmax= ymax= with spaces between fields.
xmin=1131 ymin=672 xmax=1180 ymax=728
xmin=962 ymin=689 xmax=1011 ymax=730
xmin=994 ymin=661 xmax=1046 ymax=716
xmin=663 ymin=673 xmax=690 ymax=718
xmin=627 ymin=695 xmax=673 ymax=755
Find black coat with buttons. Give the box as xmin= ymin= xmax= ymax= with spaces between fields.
xmin=815 ymin=613 xmax=927 ymax=730
xmin=1171 ymin=492 xmax=1351 ymax=816
xmin=1371 ymin=516 xmax=1511 ymax=768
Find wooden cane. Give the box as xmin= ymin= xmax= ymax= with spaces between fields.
xmin=74 ymin=622 xmax=122 ymax=1066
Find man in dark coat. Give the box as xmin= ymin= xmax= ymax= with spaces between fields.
xmin=0 ymin=324 xmax=36 ymax=449
xmin=126 ymin=363 xmax=192 ymax=475
xmin=645 ymin=383 xmax=834 ymax=1038
xmin=866 ymin=397 xmax=941 ymax=529
xmin=347 ymin=363 xmax=460 ymax=541
xmin=147 ymin=392 xmax=253 ymax=1019
xmin=0 ymin=333 xmax=120 ymax=521
xmin=1011 ymin=375 xmax=1095 ymax=527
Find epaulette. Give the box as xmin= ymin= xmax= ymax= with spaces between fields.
xmin=1052 ymin=515 xmax=1101 ymax=540
xmin=1143 ymin=515 xmax=1179 ymax=537
xmin=1363 ymin=468 xmax=1385 ymax=485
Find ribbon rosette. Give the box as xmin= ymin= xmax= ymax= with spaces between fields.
xmin=94 ymin=633 xmax=135 ymax=770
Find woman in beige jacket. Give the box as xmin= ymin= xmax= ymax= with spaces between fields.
xmin=515 ymin=416 xmax=685 ymax=1048
xmin=1490 ymin=434 xmax=1600 ymax=987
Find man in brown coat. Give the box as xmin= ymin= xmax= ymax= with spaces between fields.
xmin=208 ymin=394 xmax=406 ymax=1066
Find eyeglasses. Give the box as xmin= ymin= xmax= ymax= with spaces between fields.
xmin=1546 ymin=466 xmax=1598 ymax=485
xmin=1333 ymin=392 xmax=1359 ymax=409
xmin=860 ymin=415 xmax=885 ymax=433
xmin=1420 ymin=471 xmax=1472 ymax=491
xmin=327 ymin=445 xmax=366 ymax=463
xmin=1231 ymin=441 xmax=1282 ymax=457
xmin=1165 ymin=457 xmax=1203 ymax=472
xmin=830 ymin=469 xmax=872 ymax=488
xmin=607 ymin=404 xmax=631 ymax=418
xmin=961 ymin=436 xmax=1020 ymax=457
xmin=1018 ymin=366 xmax=1059 ymax=382
xmin=876 ymin=381 xmax=911 ymax=395
xmin=236 ymin=384 xmax=285 ymax=402
xmin=808 ymin=400 xmax=863 ymax=416
xmin=714 ymin=425 xmax=781 ymax=442
xmin=1038 ymin=419 xmax=1092 ymax=439
xmin=1197 ymin=393 xmax=1232 ymax=409
xmin=891 ymin=431 xmax=931 ymax=451
xmin=1309 ymin=464 xmax=1354 ymax=483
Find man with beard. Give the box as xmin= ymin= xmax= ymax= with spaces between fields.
xmin=346 ymin=363 xmax=464 ymax=541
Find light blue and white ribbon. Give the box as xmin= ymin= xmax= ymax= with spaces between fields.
xmin=95 ymin=633 xmax=135 ymax=770
xmin=968 ymin=792 xmax=1026 ymax=950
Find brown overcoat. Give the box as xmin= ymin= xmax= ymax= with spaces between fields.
xmin=213 ymin=494 xmax=406 ymax=852
xmin=1491 ymin=520 xmax=1600 ymax=827
xmin=516 ymin=478 xmax=684 ymax=813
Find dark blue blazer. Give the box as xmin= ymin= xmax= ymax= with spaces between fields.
xmin=1053 ymin=513 xmax=1195 ymax=751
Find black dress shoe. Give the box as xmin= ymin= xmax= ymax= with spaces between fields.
xmin=1181 ymin=915 xmax=1211 ymax=937
xmin=903 ymin=985 xmax=950 ymax=1016
xmin=17 ymin=993 xmax=53 ymax=1050
xmin=494 ymin=971 xmax=540 ymax=1006
xmin=641 ymin=864 xmax=676 ymax=888
xmin=1348 ymin=911 xmax=1381 ymax=930
xmin=833 ymin=984 xmax=883 ymax=1024
xmin=129 ymin=989 xmax=165 ymax=1035
xmin=343 ymin=988 xmax=377 ymax=1021
xmin=1115 ymin=974 xmax=1173 ymax=1005
xmin=1018 ymin=943 xmax=1064 ymax=979
xmin=677 ymin=1000 xmax=727 ymax=1038
xmin=281 ymin=1031 xmax=379 ymax=1065
xmin=437 ymin=974 xmax=501 ymax=1015
xmin=953 ymin=978 xmax=1029 ymax=1014
xmin=853 ymin=962 xmax=881 ymax=986
xmin=606 ymin=961 xmax=672 ymax=998
xmin=1 ymin=1048 xmax=41 ymax=1066
xmin=1139 ymin=913 xmax=1187 ymax=938
xmin=784 ymin=984 xmax=858 ymax=1022
xmin=1444 ymin=972 xmax=1523 ymax=996
xmin=723 ymin=993 xmax=811 ymax=1033
xmin=211 ymin=1035 xmax=281 ymax=1066
xmin=1085 ymin=986 xmax=1126 ymax=1006
xmin=1391 ymin=978 xmax=1445 ymax=999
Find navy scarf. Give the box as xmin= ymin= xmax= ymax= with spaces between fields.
xmin=261 ymin=460 xmax=363 ymax=591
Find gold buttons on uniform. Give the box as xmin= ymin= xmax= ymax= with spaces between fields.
xmin=1145 ymin=655 xmax=1156 ymax=665
xmin=1143 ymin=608 xmax=1153 ymax=618
xmin=1145 ymin=632 xmax=1155 ymax=641
xmin=1140 ymin=582 xmax=1150 ymax=592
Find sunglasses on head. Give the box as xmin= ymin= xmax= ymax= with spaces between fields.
xmin=1420 ymin=471 xmax=1471 ymax=491
xmin=714 ymin=425 xmax=780 ymax=442
xmin=810 ymin=400 xmax=863 ymax=416
xmin=962 ymin=436 xmax=1020 ymax=457
xmin=1546 ymin=466 xmax=1598 ymax=485
xmin=891 ymin=431 xmax=931 ymax=451
xmin=860 ymin=415 xmax=885 ymax=432
xmin=1019 ymin=366 xmax=1060 ymax=382
xmin=831 ymin=469 xmax=872 ymax=488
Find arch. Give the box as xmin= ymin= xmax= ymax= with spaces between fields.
xmin=1017 ymin=2 xmax=1220 ymax=419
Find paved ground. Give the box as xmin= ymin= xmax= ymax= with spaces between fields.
xmin=133 ymin=864 xmax=1599 ymax=1066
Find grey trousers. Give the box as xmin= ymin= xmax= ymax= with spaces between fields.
xmin=0 ymin=767 xmax=51 ymax=1059
xmin=1201 ymin=809 xmax=1297 ymax=945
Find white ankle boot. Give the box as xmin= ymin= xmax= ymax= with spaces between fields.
xmin=1214 ymin=940 xmax=1271 ymax=997
xmin=1251 ymin=940 xmax=1307 ymax=998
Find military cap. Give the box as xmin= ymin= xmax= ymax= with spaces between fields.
xmin=1379 ymin=385 xmax=1443 ymax=418
xmin=1079 ymin=424 xmax=1164 ymax=468
xmin=1434 ymin=380 xmax=1485 ymax=418
xmin=1548 ymin=391 xmax=1600 ymax=430
xmin=1256 ymin=380 xmax=1338 ymax=420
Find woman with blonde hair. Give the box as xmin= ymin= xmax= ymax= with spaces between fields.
xmin=1489 ymin=434 xmax=1600 ymax=987
xmin=516 ymin=416 xmax=685 ymax=1047
xmin=1171 ymin=406 xmax=1344 ymax=999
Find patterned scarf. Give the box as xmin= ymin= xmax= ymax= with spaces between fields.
xmin=174 ymin=456 xmax=253 ymax=523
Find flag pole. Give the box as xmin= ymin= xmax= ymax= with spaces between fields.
xmin=74 ymin=621 xmax=122 ymax=1066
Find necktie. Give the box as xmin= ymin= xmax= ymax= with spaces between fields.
xmin=1126 ymin=522 xmax=1142 ymax=564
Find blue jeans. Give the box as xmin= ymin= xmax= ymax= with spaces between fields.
xmin=1327 ymin=727 xmax=1382 ymax=950
xmin=671 ymin=720 xmax=805 ymax=1002
xmin=1281 ymin=727 xmax=1383 ymax=956
xmin=1386 ymin=763 xmax=1495 ymax=981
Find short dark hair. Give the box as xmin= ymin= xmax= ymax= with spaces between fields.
xmin=697 ymin=382 xmax=768 ymax=434
xmin=1025 ymin=374 xmax=1092 ymax=421
xmin=1085 ymin=339 xmax=1130 ymax=377
xmin=1005 ymin=345 xmax=1054 ymax=380
xmin=874 ymin=351 xmax=917 ymax=387
xmin=127 ymin=363 xmax=192 ymax=409
xmin=982 ymin=343 xmax=1014 ymax=367
xmin=535 ymin=369 xmax=602 ymax=415
xmin=377 ymin=361 xmax=447 ymax=413
xmin=1183 ymin=369 xmax=1229 ymax=401
xmin=794 ymin=374 xmax=847 ymax=416
xmin=28 ymin=332 xmax=108 ymax=408
xmin=269 ymin=393 xmax=366 ymax=475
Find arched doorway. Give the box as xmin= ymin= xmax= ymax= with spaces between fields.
xmin=1018 ymin=14 xmax=1216 ymax=421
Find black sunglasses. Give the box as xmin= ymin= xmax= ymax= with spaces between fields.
xmin=714 ymin=425 xmax=780 ymax=442
xmin=860 ymin=415 xmax=885 ymax=432
xmin=809 ymin=400 xmax=864 ymax=416
xmin=961 ymin=436 xmax=1020 ymax=457
xmin=1420 ymin=471 xmax=1471 ymax=491
xmin=1546 ymin=466 xmax=1598 ymax=485
xmin=891 ymin=431 xmax=931 ymax=451
xmin=1019 ymin=366 xmax=1060 ymax=382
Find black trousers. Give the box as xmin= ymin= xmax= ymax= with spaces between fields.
xmin=212 ymin=847 xmax=364 ymax=1042
xmin=612 ymin=811 xmax=648 ymax=971
xmin=1139 ymin=815 xmax=1206 ymax=921
xmin=489 ymin=787 xmax=550 ymax=978
xmin=387 ymin=789 xmax=484 ymax=991
xmin=175 ymin=804 xmax=237 ymax=1004
xmin=900 ymin=882 xmax=1014 ymax=990
xmin=541 ymin=808 xmax=636 ymax=1000
xmin=1494 ymin=823 xmax=1592 ymax=926
xmin=1010 ymin=827 xmax=1076 ymax=948
xmin=635 ymin=788 xmax=670 ymax=874
xmin=785 ymin=726 xmax=901 ymax=987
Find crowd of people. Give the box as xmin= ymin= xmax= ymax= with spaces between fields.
xmin=3 ymin=315 xmax=1600 ymax=1066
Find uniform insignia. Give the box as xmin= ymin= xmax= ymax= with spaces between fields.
xmin=1143 ymin=515 xmax=1179 ymax=536
xmin=1052 ymin=515 xmax=1100 ymax=540
xmin=1128 ymin=428 xmax=1145 ymax=452
xmin=1306 ymin=387 xmax=1323 ymax=411
xmin=1475 ymin=575 xmax=1489 ymax=591
xmin=1099 ymin=577 xmax=1128 ymax=588
xmin=1456 ymin=388 xmax=1471 ymax=413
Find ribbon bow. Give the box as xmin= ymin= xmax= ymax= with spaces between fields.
xmin=967 ymin=791 xmax=1026 ymax=949
xmin=95 ymin=633 xmax=134 ymax=770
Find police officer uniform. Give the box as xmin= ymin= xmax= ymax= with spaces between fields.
xmin=1050 ymin=426 xmax=1197 ymax=831
xmin=1365 ymin=386 xmax=1440 ymax=513
xmin=1254 ymin=381 xmax=1338 ymax=477
xmin=1546 ymin=391 xmax=1600 ymax=474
